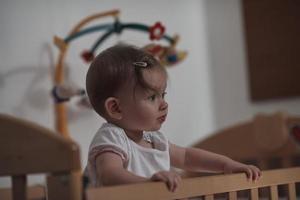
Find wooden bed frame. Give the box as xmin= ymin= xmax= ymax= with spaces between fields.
xmin=191 ymin=112 xmax=300 ymax=170
xmin=0 ymin=114 xmax=82 ymax=200
xmin=86 ymin=167 xmax=300 ymax=200
xmin=1 ymin=113 xmax=300 ymax=200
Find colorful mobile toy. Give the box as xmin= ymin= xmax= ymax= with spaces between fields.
xmin=52 ymin=9 xmax=187 ymax=138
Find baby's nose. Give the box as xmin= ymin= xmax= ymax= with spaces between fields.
xmin=160 ymin=100 xmax=168 ymax=111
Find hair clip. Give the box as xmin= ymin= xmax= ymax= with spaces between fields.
xmin=133 ymin=62 xmax=148 ymax=68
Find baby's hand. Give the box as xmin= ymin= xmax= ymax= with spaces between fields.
xmin=150 ymin=170 xmax=181 ymax=192
xmin=224 ymin=161 xmax=261 ymax=182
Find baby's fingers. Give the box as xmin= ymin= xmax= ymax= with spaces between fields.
xmin=167 ymin=174 xmax=181 ymax=192
xmin=151 ymin=171 xmax=182 ymax=192
xmin=246 ymin=165 xmax=261 ymax=182
xmin=173 ymin=175 xmax=181 ymax=192
xmin=251 ymin=166 xmax=262 ymax=181
xmin=166 ymin=177 xmax=175 ymax=192
xmin=245 ymin=168 xmax=253 ymax=181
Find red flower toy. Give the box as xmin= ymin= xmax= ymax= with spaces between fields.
xmin=149 ymin=22 xmax=165 ymax=40
xmin=81 ymin=50 xmax=95 ymax=63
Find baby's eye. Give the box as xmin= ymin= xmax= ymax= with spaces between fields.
xmin=148 ymin=94 xmax=157 ymax=101
xmin=162 ymin=92 xmax=167 ymax=99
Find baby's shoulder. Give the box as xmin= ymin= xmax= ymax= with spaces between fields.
xmin=92 ymin=123 xmax=127 ymax=145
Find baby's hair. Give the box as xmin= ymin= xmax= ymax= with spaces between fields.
xmin=86 ymin=44 xmax=166 ymax=117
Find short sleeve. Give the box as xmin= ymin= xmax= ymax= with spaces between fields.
xmin=88 ymin=126 xmax=129 ymax=165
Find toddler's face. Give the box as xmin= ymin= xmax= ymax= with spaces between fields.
xmin=118 ymin=68 xmax=168 ymax=133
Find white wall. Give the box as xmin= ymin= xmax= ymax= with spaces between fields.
xmin=203 ymin=0 xmax=300 ymax=130
xmin=1 ymin=0 xmax=299 ymax=186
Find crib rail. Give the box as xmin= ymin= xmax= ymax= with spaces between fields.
xmin=86 ymin=167 xmax=300 ymax=200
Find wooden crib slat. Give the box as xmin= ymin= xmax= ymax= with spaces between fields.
xmin=257 ymin=160 xmax=269 ymax=197
xmin=204 ymin=194 xmax=214 ymax=200
xmin=287 ymin=183 xmax=296 ymax=200
xmin=270 ymin=185 xmax=278 ymax=200
xmin=228 ymin=191 xmax=237 ymax=200
xmin=250 ymin=188 xmax=259 ymax=200
xmin=280 ymin=159 xmax=292 ymax=197
xmin=12 ymin=175 xmax=27 ymax=200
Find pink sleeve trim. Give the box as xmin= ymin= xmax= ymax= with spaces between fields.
xmin=89 ymin=145 xmax=129 ymax=167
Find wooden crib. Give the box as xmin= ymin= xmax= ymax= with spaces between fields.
xmin=1 ymin=113 xmax=300 ymax=200
xmin=190 ymin=112 xmax=300 ymax=170
xmin=86 ymin=167 xmax=300 ymax=200
xmin=0 ymin=114 xmax=82 ymax=200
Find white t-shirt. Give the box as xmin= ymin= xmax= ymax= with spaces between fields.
xmin=86 ymin=123 xmax=170 ymax=186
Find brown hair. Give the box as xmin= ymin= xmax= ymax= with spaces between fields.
xmin=86 ymin=44 xmax=166 ymax=117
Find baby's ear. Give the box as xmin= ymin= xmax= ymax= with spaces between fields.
xmin=104 ymin=97 xmax=122 ymax=120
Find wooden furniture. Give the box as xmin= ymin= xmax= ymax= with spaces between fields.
xmin=86 ymin=167 xmax=300 ymax=200
xmin=0 ymin=114 xmax=82 ymax=200
xmin=191 ymin=112 xmax=300 ymax=170
xmin=242 ymin=0 xmax=300 ymax=101
xmin=0 ymin=185 xmax=45 ymax=200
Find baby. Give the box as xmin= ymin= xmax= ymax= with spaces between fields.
xmin=85 ymin=44 xmax=261 ymax=192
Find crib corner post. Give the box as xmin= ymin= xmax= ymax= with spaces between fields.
xmin=47 ymin=170 xmax=82 ymax=200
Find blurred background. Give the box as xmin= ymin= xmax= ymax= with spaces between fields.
xmin=1 ymin=0 xmax=300 ymax=186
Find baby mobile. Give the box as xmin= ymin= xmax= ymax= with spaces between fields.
xmin=52 ymin=9 xmax=187 ymax=139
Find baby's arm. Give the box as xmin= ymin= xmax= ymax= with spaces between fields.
xmin=96 ymin=152 xmax=148 ymax=185
xmin=169 ymin=143 xmax=261 ymax=181
xmin=96 ymin=152 xmax=181 ymax=191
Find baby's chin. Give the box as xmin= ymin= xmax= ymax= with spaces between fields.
xmin=144 ymin=125 xmax=163 ymax=132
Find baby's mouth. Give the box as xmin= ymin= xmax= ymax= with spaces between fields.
xmin=157 ymin=115 xmax=167 ymax=123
